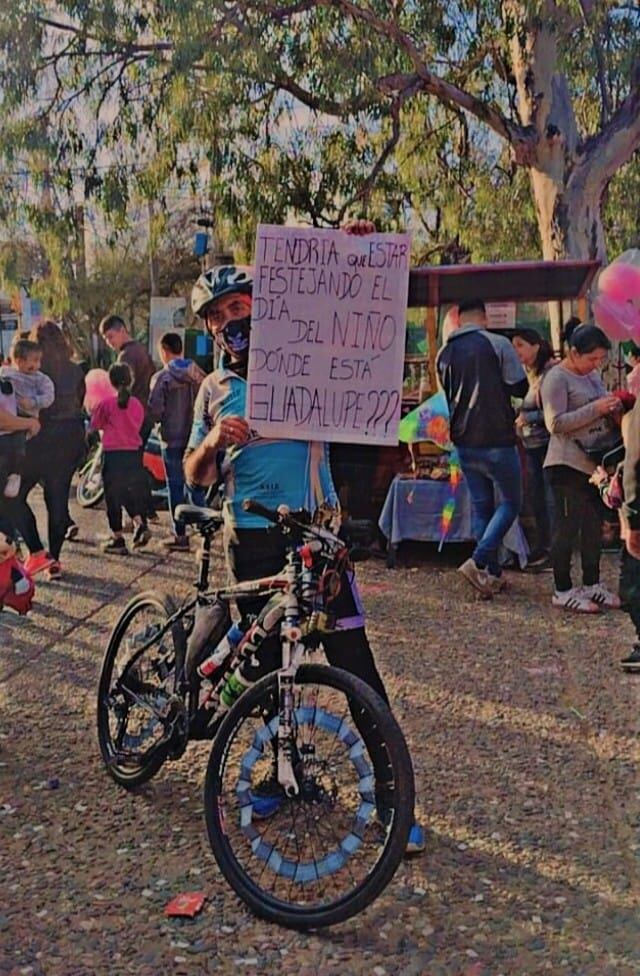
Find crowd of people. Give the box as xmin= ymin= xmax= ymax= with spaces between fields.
xmin=0 ymin=221 xmax=427 ymax=855
xmin=2 ymin=227 xmax=640 ymax=855
xmin=0 ymin=314 xmax=210 ymax=572
xmin=437 ymin=302 xmax=640 ymax=671
xmin=0 ymin=321 xmax=85 ymax=579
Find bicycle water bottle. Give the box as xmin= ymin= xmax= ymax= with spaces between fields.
xmin=198 ymin=622 xmax=245 ymax=679
xmin=197 ymin=622 xmax=246 ymax=710
xmin=218 ymin=670 xmax=252 ymax=711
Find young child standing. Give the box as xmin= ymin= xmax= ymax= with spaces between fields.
xmin=90 ymin=363 xmax=151 ymax=554
xmin=591 ymin=391 xmax=639 ymax=671
xmin=0 ymin=338 xmax=54 ymax=498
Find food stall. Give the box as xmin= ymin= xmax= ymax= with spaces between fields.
xmin=330 ymin=258 xmax=599 ymax=559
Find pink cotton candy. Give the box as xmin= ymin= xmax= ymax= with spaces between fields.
xmin=593 ymin=293 xmax=640 ymax=342
xmin=84 ymin=368 xmax=114 ymax=413
xmin=598 ymin=261 xmax=640 ymax=304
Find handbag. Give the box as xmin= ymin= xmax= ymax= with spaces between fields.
xmin=574 ymin=435 xmax=623 ymax=468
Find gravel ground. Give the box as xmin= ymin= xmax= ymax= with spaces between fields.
xmin=1 ymin=493 xmax=640 ymax=976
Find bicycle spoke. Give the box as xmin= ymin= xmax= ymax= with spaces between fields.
xmin=210 ymin=668 xmax=399 ymax=919
xmin=99 ymin=597 xmax=181 ymax=784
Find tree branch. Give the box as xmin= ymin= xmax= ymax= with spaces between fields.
xmin=577 ymin=0 xmax=612 ymax=125
xmin=575 ymin=79 xmax=640 ymax=192
xmin=570 ymin=85 xmax=640 ymax=202
xmin=377 ymin=70 xmax=529 ymax=149
xmin=324 ymin=0 xmax=528 ymax=147
xmin=336 ymin=96 xmax=405 ymax=223
xmin=236 ymin=0 xmax=321 ymax=22
xmin=267 ymin=70 xmax=374 ymax=117
xmin=36 ymin=15 xmax=174 ymax=53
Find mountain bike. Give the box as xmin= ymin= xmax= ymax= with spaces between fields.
xmin=97 ymin=500 xmax=414 ymax=929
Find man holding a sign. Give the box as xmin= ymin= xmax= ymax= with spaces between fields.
xmin=184 ymin=223 xmax=424 ymax=855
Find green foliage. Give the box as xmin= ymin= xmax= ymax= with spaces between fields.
xmin=0 ymin=0 xmax=637 ymax=300
xmin=603 ymin=151 xmax=640 ymax=256
xmin=0 ymin=208 xmax=201 ymax=359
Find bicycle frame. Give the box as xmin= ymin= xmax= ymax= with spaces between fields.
xmin=113 ymin=520 xmax=321 ymax=796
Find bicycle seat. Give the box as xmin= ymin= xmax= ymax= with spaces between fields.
xmin=174 ymin=504 xmax=224 ymax=527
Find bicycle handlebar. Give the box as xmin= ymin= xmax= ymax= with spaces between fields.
xmin=242 ymin=498 xmax=385 ymax=565
xmin=242 ymin=498 xmax=286 ymax=524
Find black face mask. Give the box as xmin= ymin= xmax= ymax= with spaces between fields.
xmin=215 ymin=316 xmax=251 ymax=356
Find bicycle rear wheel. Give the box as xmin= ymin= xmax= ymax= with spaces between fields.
xmin=97 ymin=592 xmax=186 ymax=789
xmin=204 ymin=663 xmax=414 ymax=929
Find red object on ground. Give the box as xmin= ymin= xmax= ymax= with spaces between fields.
xmin=164 ymin=892 xmax=207 ymax=918
xmin=0 ymin=556 xmax=35 ymax=615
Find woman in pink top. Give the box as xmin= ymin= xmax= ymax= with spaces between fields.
xmin=90 ymin=364 xmax=151 ymax=554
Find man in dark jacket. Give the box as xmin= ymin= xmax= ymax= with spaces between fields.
xmin=98 ymin=314 xmax=155 ymax=430
xmin=148 ymin=332 xmax=206 ymax=549
xmin=436 ymin=300 xmax=528 ymax=597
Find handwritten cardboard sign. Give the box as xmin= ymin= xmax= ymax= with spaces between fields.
xmin=246 ymin=225 xmax=411 ymax=445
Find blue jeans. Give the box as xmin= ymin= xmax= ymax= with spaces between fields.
xmin=162 ymin=446 xmax=207 ymax=537
xmin=457 ymin=445 xmax=522 ymax=576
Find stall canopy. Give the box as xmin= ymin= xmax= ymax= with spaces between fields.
xmin=407 ymin=259 xmax=599 ymax=307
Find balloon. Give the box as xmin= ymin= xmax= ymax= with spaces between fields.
xmin=593 ymin=294 xmax=640 ymax=342
xmin=598 ymin=262 xmax=640 ymax=303
xmin=84 ymin=368 xmax=114 ymax=413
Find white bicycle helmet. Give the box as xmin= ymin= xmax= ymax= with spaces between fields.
xmin=191 ymin=264 xmax=253 ymax=317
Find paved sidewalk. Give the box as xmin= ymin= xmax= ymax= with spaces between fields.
xmin=1 ymin=496 xmax=640 ymax=975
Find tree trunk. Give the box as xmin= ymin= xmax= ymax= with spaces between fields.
xmin=508 ymin=4 xmax=602 ymax=350
xmin=528 ymin=162 xmax=607 ymax=350
xmin=147 ymin=200 xmax=159 ymax=297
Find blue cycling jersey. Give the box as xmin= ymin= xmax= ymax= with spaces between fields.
xmin=187 ymin=369 xmax=338 ymax=529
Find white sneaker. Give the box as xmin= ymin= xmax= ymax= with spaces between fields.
xmin=458 ymin=558 xmax=493 ymax=598
xmin=3 ymin=473 xmax=20 ymax=498
xmin=552 ymin=588 xmax=601 ymax=614
xmin=580 ymin=583 xmax=622 ymax=610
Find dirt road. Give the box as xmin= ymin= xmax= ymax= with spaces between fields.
xmin=2 ymin=498 xmax=639 ymax=975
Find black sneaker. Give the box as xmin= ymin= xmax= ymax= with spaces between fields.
xmin=132 ymin=524 xmax=151 ymax=549
xmin=102 ymin=536 xmax=128 ymax=555
xmin=65 ymin=521 xmax=79 ymax=541
xmin=620 ymin=645 xmax=640 ymax=672
xmin=524 ymin=555 xmax=552 ymax=573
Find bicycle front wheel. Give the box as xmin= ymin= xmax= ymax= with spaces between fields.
xmin=204 ymin=664 xmax=414 ymax=929
xmin=76 ymin=446 xmax=104 ymax=508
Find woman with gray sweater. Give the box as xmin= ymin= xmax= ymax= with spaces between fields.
xmin=541 ymin=323 xmax=622 ymax=613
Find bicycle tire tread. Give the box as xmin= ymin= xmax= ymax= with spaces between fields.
xmin=204 ymin=663 xmax=415 ymax=930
